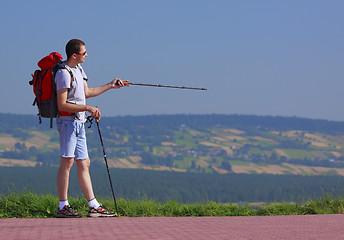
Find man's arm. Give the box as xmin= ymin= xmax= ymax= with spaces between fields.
xmin=57 ymin=88 xmax=100 ymax=119
xmin=84 ymin=78 xmax=129 ymax=99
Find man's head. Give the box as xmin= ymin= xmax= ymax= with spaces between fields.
xmin=65 ymin=39 xmax=87 ymax=62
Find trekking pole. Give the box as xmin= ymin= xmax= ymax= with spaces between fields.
xmin=129 ymin=82 xmax=207 ymax=91
xmin=95 ymin=118 xmax=119 ymax=216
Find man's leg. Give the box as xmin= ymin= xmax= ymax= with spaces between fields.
xmin=57 ymin=156 xmax=74 ymax=201
xmin=76 ymin=158 xmax=116 ymax=217
xmin=76 ymin=158 xmax=95 ymax=201
xmin=56 ymin=156 xmax=82 ymax=218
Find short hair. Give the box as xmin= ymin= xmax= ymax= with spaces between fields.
xmin=65 ymin=39 xmax=85 ymax=59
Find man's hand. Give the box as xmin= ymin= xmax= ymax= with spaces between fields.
xmin=109 ymin=78 xmax=130 ymax=89
xmin=87 ymin=106 xmax=101 ymax=119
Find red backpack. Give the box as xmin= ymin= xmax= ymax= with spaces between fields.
xmin=29 ymin=52 xmax=75 ymax=128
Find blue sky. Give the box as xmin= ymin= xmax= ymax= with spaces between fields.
xmin=1 ymin=0 xmax=343 ymax=120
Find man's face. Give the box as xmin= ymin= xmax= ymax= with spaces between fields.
xmin=75 ymin=45 xmax=87 ymax=63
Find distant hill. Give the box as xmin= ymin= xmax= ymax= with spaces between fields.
xmin=1 ymin=113 xmax=344 ymax=176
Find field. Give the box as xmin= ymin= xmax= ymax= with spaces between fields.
xmin=230 ymin=162 xmax=344 ymax=176
xmin=2 ymin=128 xmax=344 ymax=175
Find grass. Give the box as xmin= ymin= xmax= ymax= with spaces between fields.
xmin=1 ymin=192 xmax=344 ymax=218
xmin=282 ymin=149 xmax=316 ymax=159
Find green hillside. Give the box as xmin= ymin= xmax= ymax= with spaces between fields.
xmin=1 ymin=113 xmax=344 ymax=176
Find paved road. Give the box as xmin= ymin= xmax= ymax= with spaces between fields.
xmin=1 ymin=214 xmax=344 ymax=240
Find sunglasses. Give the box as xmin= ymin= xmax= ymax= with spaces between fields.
xmin=76 ymin=51 xmax=87 ymax=56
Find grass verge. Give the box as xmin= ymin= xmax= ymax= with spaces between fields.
xmin=1 ymin=192 xmax=344 ymax=218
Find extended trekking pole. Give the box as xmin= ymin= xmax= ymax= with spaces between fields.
xmin=95 ymin=118 xmax=119 ymax=216
xmin=129 ymin=82 xmax=207 ymax=91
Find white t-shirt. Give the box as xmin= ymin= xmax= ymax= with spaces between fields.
xmin=55 ymin=63 xmax=88 ymax=122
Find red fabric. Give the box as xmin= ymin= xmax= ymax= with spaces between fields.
xmin=31 ymin=52 xmax=73 ymax=118
xmin=37 ymin=52 xmax=63 ymax=70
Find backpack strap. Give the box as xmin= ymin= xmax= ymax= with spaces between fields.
xmin=53 ymin=61 xmax=75 ymax=87
xmin=76 ymin=64 xmax=88 ymax=81
xmin=53 ymin=61 xmax=83 ymax=119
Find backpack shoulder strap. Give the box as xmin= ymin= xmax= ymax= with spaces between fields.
xmin=76 ymin=64 xmax=88 ymax=81
xmin=53 ymin=60 xmax=75 ymax=87
xmin=63 ymin=64 xmax=75 ymax=86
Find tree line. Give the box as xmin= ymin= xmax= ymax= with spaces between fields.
xmin=1 ymin=167 xmax=343 ymax=203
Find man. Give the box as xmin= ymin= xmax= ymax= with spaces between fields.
xmin=55 ymin=39 xmax=129 ymax=217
